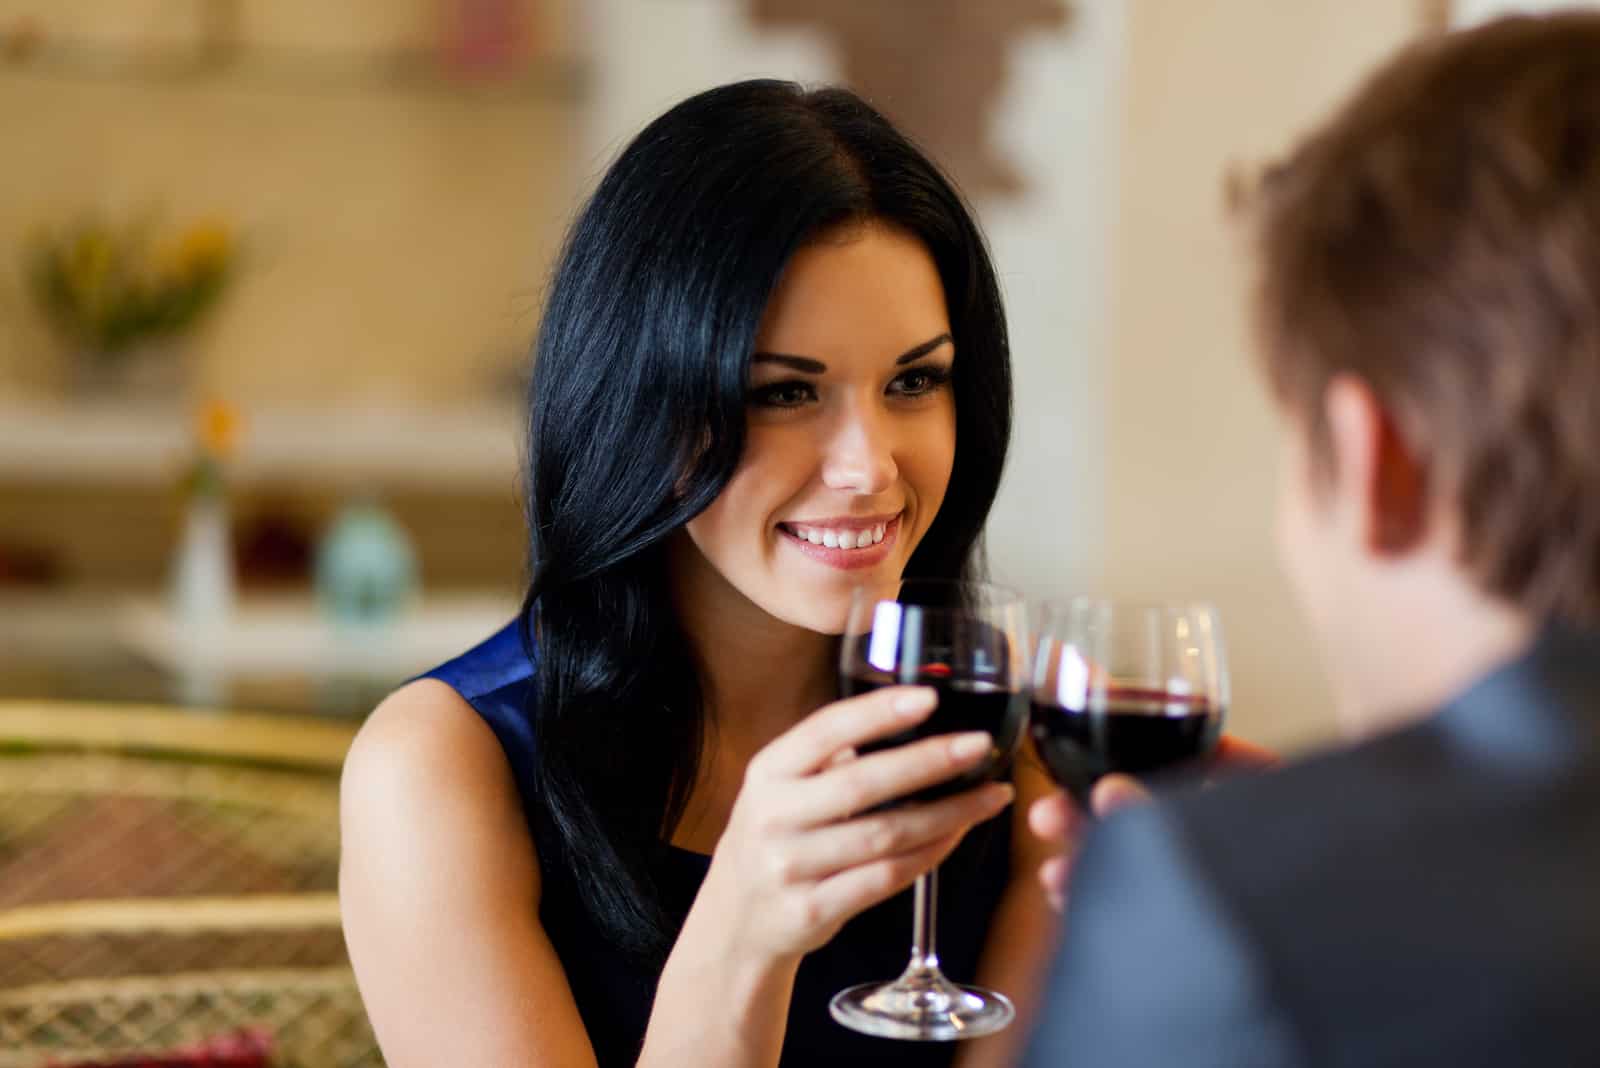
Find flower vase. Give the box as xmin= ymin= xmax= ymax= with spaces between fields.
xmin=171 ymin=493 xmax=236 ymax=631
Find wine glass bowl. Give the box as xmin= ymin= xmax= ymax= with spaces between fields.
xmin=840 ymin=593 xmax=1028 ymax=803
xmin=1030 ymin=598 xmax=1228 ymax=806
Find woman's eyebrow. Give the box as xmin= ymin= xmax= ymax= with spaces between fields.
xmin=750 ymin=332 xmax=953 ymax=374
xmin=750 ymin=353 xmax=826 ymax=373
xmin=894 ymin=332 xmax=953 ymax=365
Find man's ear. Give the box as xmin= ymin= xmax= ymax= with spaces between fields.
xmin=1324 ymin=375 xmax=1429 ymax=556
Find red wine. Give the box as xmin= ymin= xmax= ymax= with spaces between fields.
xmin=842 ymin=674 xmax=1027 ymax=803
xmin=1029 ymin=693 xmax=1222 ymax=805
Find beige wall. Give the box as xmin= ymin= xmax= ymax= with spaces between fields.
xmin=1105 ymin=0 xmax=1425 ymax=750
xmin=0 ymin=0 xmax=578 ymax=406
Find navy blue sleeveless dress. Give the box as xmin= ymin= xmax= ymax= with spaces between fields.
xmin=422 ymin=622 xmax=1013 ymax=1067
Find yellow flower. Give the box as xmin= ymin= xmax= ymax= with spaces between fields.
xmin=29 ymin=214 xmax=236 ymax=352
xmin=196 ymin=398 xmax=243 ymax=460
xmin=174 ymin=220 xmax=232 ymax=276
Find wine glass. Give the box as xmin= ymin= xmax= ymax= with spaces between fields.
xmin=830 ymin=579 xmax=1028 ymax=1041
xmin=1030 ymin=597 xmax=1228 ymax=806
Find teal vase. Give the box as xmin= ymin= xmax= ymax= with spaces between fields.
xmin=315 ymin=499 xmax=418 ymax=625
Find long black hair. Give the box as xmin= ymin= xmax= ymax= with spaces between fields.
xmin=522 ymin=80 xmax=1011 ymax=956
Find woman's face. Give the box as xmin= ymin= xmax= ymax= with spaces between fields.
xmin=680 ymin=221 xmax=958 ymax=635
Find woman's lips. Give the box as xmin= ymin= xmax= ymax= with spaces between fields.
xmin=777 ymin=514 xmax=901 ymax=571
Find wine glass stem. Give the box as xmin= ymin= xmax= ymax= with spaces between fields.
xmin=909 ymin=869 xmax=940 ymax=974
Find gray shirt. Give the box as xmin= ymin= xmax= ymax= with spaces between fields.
xmin=1024 ymin=625 xmax=1600 ymax=1068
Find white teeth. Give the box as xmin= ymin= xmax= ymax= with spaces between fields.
xmin=787 ymin=522 xmax=891 ymax=549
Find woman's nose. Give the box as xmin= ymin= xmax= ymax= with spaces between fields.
xmin=819 ymin=403 xmax=898 ymax=495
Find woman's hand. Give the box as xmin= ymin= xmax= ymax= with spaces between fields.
xmin=692 ymin=685 xmax=1015 ymax=966
xmin=1028 ymin=736 xmax=1279 ymax=912
xmin=645 ymin=686 xmax=1012 ymax=1065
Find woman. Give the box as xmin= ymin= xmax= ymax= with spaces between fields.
xmin=339 ymin=80 xmax=1059 ymax=1067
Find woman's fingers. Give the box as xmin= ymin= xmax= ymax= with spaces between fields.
xmin=820 ymin=745 xmax=858 ymax=771
xmin=780 ymin=729 xmax=998 ymax=826
xmin=806 ymin=827 xmax=969 ymax=925
xmin=749 ymin=686 xmax=936 ymax=780
xmin=779 ymin=781 xmax=1013 ymax=881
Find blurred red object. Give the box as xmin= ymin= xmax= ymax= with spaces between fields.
xmin=235 ymin=504 xmax=315 ymax=588
xmin=48 ymin=1029 xmax=272 ymax=1068
xmin=439 ymin=0 xmax=530 ymax=77
xmin=0 ymin=539 xmax=62 ymax=587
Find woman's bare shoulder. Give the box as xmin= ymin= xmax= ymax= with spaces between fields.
xmin=341 ymin=678 xmax=536 ymax=885
xmin=346 ymin=679 xmax=504 ymax=789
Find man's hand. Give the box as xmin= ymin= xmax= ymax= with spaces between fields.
xmin=1027 ymin=737 xmax=1279 ymax=911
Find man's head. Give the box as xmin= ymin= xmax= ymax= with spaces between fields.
xmin=1252 ymin=13 xmax=1600 ymax=719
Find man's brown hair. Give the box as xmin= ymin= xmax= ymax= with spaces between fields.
xmin=1253 ymin=12 xmax=1600 ymax=623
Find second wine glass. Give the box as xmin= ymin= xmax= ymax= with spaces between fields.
xmin=1030 ymin=597 xmax=1228 ymax=806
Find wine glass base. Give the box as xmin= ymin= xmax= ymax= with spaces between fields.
xmin=829 ymin=972 xmax=1015 ymax=1041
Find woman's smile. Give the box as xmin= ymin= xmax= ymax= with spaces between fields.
xmin=776 ymin=512 xmax=902 ymax=571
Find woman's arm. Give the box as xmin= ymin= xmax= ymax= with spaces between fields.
xmin=951 ymin=747 xmax=1065 ymax=1068
xmin=340 ymin=680 xmax=600 ymax=1067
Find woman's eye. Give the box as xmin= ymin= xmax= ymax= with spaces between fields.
xmin=889 ymin=366 xmax=952 ymax=397
xmin=748 ymin=381 xmax=817 ymax=408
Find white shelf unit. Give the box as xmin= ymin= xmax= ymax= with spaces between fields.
xmin=0 ymin=401 xmax=524 ymax=492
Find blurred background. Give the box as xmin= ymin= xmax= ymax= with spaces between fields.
xmin=3 ymin=0 xmax=1491 ymax=743
xmin=0 ymin=1 xmax=1570 ymax=1064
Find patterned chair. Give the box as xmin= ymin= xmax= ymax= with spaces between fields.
xmin=0 ymin=701 xmax=381 ymax=1068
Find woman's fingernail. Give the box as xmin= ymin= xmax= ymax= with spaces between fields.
xmin=893 ymin=688 xmax=937 ymax=716
xmin=950 ymin=732 xmax=993 ymax=760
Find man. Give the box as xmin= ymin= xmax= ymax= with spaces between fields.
xmin=1025 ymin=13 xmax=1600 ymax=1067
